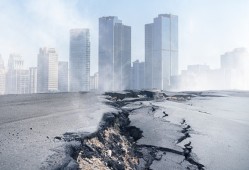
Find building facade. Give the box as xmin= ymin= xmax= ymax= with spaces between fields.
xmin=29 ymin=67 xmax=37 ymax=93
xmin=145 ymin=14 xmax=178 ymax=90
xmin=90 ymin=72 xmax=99 ymax=91
xmin=220 ymin=48 xmax=249 ymax=90
xmin=37 ymin=48 xmax=58 ymax=93
xmin=99 ymin=16 xmax=131 ymax=92
xmin=69 ymin=29 xmax=90 ymax=92
xmin=58 ymin=61 xmax=68 ymax=92
xmin=132 ymin=60 xmax=145 ymax=90
xmin=0 ymin=55 xmax=5 ymax=95
xmin=6 ymin=54 xmax=29 ymax=94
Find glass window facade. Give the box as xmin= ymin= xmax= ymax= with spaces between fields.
xmin=69 ymin=29 xmax=90 ymax=92
xmin=145 ymin=14 xmax=178 ymax=90
xmin=99 ymin=16 xmax=131 ymax=92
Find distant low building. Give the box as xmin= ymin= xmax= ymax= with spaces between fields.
xmin=131 ymin=60 xmax=145 ymax=90
xmin=90 ymin=72 xmax=98 ymax=91
xmin=174 ymin=64 xmax=210 ymax=91
xmin=220 ymin=48 xmax=249 ymax=90
xmin=173 ymin=50 xmax=249 ymax=91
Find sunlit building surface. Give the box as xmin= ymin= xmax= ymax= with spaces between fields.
xmin=145 ymin=14 xmax=178 ymax=90
xmin=69 ymin=29 xmax=90 ymax=92
xmin=99 ymin=16 xmax=131 ymax=92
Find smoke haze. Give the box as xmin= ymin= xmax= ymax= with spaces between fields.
xmin=0 ymin=0 xmax=249 ymax=90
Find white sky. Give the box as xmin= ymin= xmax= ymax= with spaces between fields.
xmin=0 ymin=0 xmax=249 ymax=75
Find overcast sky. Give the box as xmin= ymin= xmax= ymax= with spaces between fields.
xmin=0 ymin=0 xmax=249 ymax=75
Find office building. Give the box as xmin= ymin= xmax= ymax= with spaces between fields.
xmin=37 ymin=48 xmax=58 ymax=93
xmin=19 ymin=69 xmax=30 ymax=94
xmin=220 ymin=48 xmax=249 ymax=90
xmin=29 ymin=67 xmax=37 ymax=93
xmin=132 ymin=60 xmax=145 ymax=90
xmin=90 ymin=72 xmax=98 ymax=91
xmin=6 ymin=54 xmax=29 ymax=94
xmin=58 ymin=61 xmax=68 ymax=92
xmin=69 ymin=29 xmax=90 ymax=92
xmin=99 ymin=16 xmax=131 ymax=92
xmin=221 ymin=48 xmax=248 ymax=70
xmin=145 ymin=14 xmax=178 ymax=90
xmin=0 ymin=55 xmax=5 ymax=95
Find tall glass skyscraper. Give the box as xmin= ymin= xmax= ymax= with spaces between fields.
xmin=99 ymin=16 xmax=131 ymax=92
xmin=145 ymin=14 xmax=178 ymax=90
xmin=69 ymin=29 xmax=90 ymax=92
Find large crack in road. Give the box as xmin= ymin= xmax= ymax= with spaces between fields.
xmin=47 ymin=90 xmax=205 ymax=169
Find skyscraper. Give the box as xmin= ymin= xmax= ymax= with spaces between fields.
xmin=6 ymin=54 xmax=29 ymax=94
xmin=58 ymin=61 xmax=68 ymax=92
xmin=99 ymin=16 xmax=131 ymax=92
xmin=37 ymin=48 xmax=58 ymax=93
xmin=145 ymin=14 xmax=178 ymax=90
xmin=0 ymin=55 xmax=5 ymax=95
xmin=69 ymin=29 xmax=90 ymax=92
xmin=29 ymin=67 xmax=37 ymax=93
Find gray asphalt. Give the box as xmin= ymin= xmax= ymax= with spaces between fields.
xmin=0 ymin=92 xmax=113 ymax=170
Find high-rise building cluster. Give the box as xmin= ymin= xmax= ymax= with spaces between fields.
xmin=1 ymin=13 xmax=247 ymax=95
xmin=98 ymin=16 xmax=131 ymax=92
xmin=1 ymin=50 xmax=69 ymax=95
xmin=0 ymin=13 xmax=178 ymax=94
xmin=98 ymin=14 xmax=178 ymax=92
xmin=171 ymin=48 xmax=249 ymax=91
xmin=5 ymin=54 xmax=29 ymax=94
xmin=1 ymin=28 xmax=91 ymax=95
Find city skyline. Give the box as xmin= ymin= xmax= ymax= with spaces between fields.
xmin=1 ymin=0 xmax=249 ymax=75
xmin=0 ymin=2 xmax=249 ymax=170
xmin=0 ymin=45 xmax=248 ymax=94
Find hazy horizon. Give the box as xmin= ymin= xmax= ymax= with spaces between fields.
xmin=1 ymin=0 xmax=249 ymax=75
